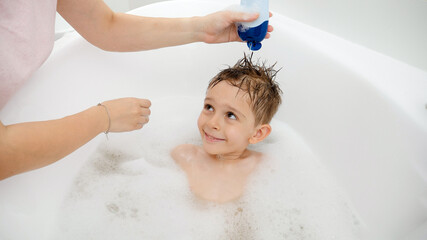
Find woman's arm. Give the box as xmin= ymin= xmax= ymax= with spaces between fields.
xmin=0 ymin=97 xmax=150 ymax=180
xmin=57 ymin=0 xmax=271 ymax=51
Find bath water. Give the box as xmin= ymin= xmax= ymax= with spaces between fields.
xmin=49 ymin=96 xmax=363 ymax=239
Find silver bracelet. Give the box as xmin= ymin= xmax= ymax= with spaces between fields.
xmin=97 ymin=103 xmax=111 ymax=139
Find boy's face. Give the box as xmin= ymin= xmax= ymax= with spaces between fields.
xmin=197 ymin=81 xmax=258 ymax=157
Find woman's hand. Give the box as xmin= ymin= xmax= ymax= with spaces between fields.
xmin=100 ymin=97 xmax=151 ymax=132
xmin=200 ymin=11 xmax=274 ymax=44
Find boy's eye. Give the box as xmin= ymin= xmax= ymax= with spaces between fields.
xmin=226 ymin=112 xmax=237 ymax=120
xmin=204 ymin=104 xmax=213 ymax=111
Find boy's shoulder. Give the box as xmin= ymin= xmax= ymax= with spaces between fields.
xmin=171 ymin=144 xmax=202 ymax=166
xmin=171 ymin=144 xmax=199 ymax=156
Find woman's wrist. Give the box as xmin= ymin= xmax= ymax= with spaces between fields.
xmin=89 ymin=105 xmax=110 ymax=135
xmin=97 ymin=103 xmax=111 ymax=136
xmin=190 ymin=16 xmax=207 ymax=43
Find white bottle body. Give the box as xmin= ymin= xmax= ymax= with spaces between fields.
xmin=240 ymin=0 xmax=269 ymax=28
xmin=237 ymin=0 xmax=269 ymax=50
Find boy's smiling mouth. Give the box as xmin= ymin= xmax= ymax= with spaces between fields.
xmin=203 ymin=131 xmax=225 ymax=143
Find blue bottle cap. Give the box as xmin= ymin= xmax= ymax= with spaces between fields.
xmin=247 ymin=41 xmax=262 ymax=51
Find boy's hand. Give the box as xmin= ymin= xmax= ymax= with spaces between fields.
xmin=200 ymin=10 xmax=274 ymax=44
xmin=100 ymin=97 xmax=151 ymax=132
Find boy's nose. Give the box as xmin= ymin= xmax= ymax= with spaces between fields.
xmin=207 ymin=114 xmax=221 ymax=130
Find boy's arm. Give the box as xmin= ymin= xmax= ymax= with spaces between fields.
xmin=57 ymin=0 xmax=262 ymax=51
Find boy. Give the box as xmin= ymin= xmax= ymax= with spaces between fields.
xmin=171 ymin=54 xmax=282 ymax=203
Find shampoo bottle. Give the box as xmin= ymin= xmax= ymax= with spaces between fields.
xmin=237 ymin=0 xmax=269 ymax=51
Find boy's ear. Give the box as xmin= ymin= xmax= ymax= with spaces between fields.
xmin=249 ymin=124 xmax=272 ymax=144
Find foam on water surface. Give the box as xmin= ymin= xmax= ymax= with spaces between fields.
xmin=50 ymin=96 xmax=363 ymax=239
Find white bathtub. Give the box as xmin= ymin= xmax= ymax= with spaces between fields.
xmin=0 ymin=1 xmax=426 ymax=239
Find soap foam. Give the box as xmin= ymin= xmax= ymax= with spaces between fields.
xmin=49 ymin=96 xmax=363 ymax=239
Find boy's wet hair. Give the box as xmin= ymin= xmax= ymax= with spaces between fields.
xmin=208 ymin=53 xmax=282 ymax=125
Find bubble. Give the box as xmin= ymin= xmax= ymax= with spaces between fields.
xmin=50 ymin=96 xmax=363 ymax=240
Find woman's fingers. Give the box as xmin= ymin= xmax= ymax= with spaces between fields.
xmin=139 ymin=99 xmax=151 ymax=108
xmin=102 ymin=97 xmax=152 ymax=132
xmin=141 ymin=107 xmax=151 ymax=117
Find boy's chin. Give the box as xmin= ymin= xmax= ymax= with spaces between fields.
xmin=202 ymin=144 xmax=246 ymax=157
xmin=202 ymin=143 xmax=231 ymax=157
xmin=202 ymin=145 xmax=221 ymax=156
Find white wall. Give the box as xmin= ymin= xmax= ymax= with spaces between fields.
xmin=56 ymin=0 xmax=427 ymax=72
xmin=270 ymin=0 xmax=427 ymax=72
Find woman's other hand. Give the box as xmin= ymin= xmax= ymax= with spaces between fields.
xmin=100 ymin=97 xmax=151 ymax=132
